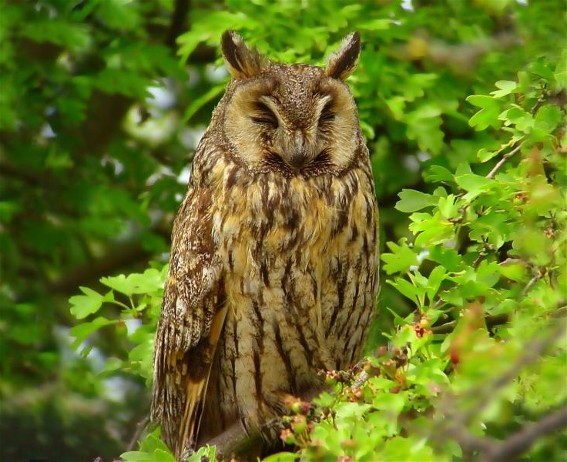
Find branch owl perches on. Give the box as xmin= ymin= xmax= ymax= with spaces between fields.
xmin=151 ymin=30 xmax=379 ymax=461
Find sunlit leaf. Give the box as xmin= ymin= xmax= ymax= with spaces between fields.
xmin=395 ymin=189 xmax=438 ymax=213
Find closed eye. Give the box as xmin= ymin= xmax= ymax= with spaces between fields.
xmin=313 ymin=148 xmax=331 ymax=165
xmin=251 ymin=101 xmax=279 ymax=128
xmin=319 ymin=101 xmax=335 ymax=125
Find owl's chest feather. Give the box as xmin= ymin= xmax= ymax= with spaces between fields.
xmin=209 ymin=162 xmax=375 ymax=324
xmin=212 ymin=167 xmax=358 ymax=269
xmin=201 ymin=159 xmax=378 ymax=432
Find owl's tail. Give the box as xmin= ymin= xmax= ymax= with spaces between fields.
xmin=174 ymin=305 xmax=228 ymax=460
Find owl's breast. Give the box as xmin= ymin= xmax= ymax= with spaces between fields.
xmin=216 ymin=166 xmax=360 ymax=247
xmin=213 ymin=162 xmax=377 ymax=297
xmin=206 ymin=160 xmax=379 ymax=428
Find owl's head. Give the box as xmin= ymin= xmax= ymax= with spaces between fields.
xmin=218 ymin=30 xmax=364 ymax=177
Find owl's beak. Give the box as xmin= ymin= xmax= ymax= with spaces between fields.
xmin=287 ymin=131 xmax=308 ymax=169
xmin=288 ymin=151 xmax=308 ymax=169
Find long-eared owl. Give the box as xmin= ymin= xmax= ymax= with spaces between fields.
xmin=152 ymin=30 xmax=380 ymax=460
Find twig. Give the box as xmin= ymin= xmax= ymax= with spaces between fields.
xmin=431 ymin=313 xmax=510 ymax=334
xmin=351 ymin=370 xmax=370 ymax=389
xmin=460 ymin=321 xmax=566 ymax=425
xmin=481 ymin=404 xmax=567 ymax=462
xmin=127 ymin=416 xmax=150 ymax=451
xmin=433 ymin=322 xmax=566 ymax=461
xmin=432 ymin=321 xmax=566 ymax=458
xmin=437 ymin=404 xmax=567 ymax=462
xmin=486 ymin=145 xmax=522 ymax=179
xmin=204 ymin=422 xmax=263 ymax=461
xmin=442 ymin=423 xmax=494 ymax=456
xmin=522 ymin=272 xmax=542 ymax=296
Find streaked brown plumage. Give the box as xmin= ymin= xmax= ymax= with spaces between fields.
xmin=152 ymin=30 xmax=380 ymax=460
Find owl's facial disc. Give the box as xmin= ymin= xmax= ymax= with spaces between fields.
xmin=223 ymin=72 xmax=359 ymax=175
xmin=251 ymin=92 xmax=346 ymax=172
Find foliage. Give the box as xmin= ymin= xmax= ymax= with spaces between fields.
xmin=69 ymin=266 xmax=165 ymax=381
xmin=121 ymin=428 xmax=177 ymax=462
xmin=1 ymin=0 xmax=565 ymax=461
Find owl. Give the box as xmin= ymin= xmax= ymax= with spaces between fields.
xmin=151 ymin=30 xmax=380 ymax=461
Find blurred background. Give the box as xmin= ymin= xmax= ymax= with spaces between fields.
xmin=0 ymin=0 xmax=564 ymax=460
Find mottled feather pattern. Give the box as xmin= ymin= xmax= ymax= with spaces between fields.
xmin=152 ymin=31 xmax=379 ymax=460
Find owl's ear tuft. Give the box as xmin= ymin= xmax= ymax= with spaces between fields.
xmin=325 ymin=32 xmax=361 ymax=81
xmin=221 ymin=30 xmax=269 ymax=79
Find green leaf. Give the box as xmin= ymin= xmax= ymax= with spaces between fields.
xmin=100 ymin=269 xmax=164 ymax=297
xmin=96 ymin=0 xmax=141 ymax=30
xmin=69 ymin=287 xmax=105 ymax=319
xmin=437 ymin=195 xmax=459 ymax=220
xmin=128 ymin=339 xmax=154 ymax=380
xmin=93 ymin=68 xmax=150 ymax=99
xmin=382 ymin=240 xmax=419 ymax=274
xmin=500 ymin=106 xmax=534 ymax=133
xmin=101 ymin=274 xmax=134 ymax=296
xmin=428 ymin=246 xmax=464 ymax=272
xmin=410 ymin=213 xmax=454 ymax=247
xmin=490 ymin=80 xmax=518 ymax=98
xmin=0 ymin=201 xmax=21 ymax=222
xmin=21 ymin=20 xmax=91 ymax=51
xmin=127 ymin=268 xmax=166 ymax=295
xmin=388 ymin=277 xmax=421 ymax=305
xmin=138 ymin=427 xmax=174 ymax=453
xmin=121 ymin=452 xmax=153 ymax=462
xmin=530 ymin=59 xmax=555 ymax=80
xmin=498 ymin=260 xmax=528 ymax=282
xmin=70 ymin=317 xmax=114 ymax=349
xmin=385 ymin=96 xmax=406 ymax=120
xmin=357 ymin=19 xmax=392 ymax=31
xmin=534 ymin=105 xmax=563 ymax=132
xmin=372 ymin=391 xmax=406 ymax=415
xmin=395 ymin=189 xmax=438 ymax=213
xmin=152 ymin=449 xmax=176 ymax=462
xmin=424 ymin=165 xmax=454 ymax=183
xmin=426 ymin=265 xmax=447 ymax=302
xmin=477 ymin=148 xmax=499 ymax=162
xmin=122 ymin=429 xmax=177 ymax=461
xmin=555 ymin=49 xmax=567 ymax=89
xmin=177 ymin=11 xmax=252 ymax=60
xmin=454 ymin=173 xmax=493 ymax=197
xmin=334 ymin=401 xmax=372 ymax=421
xmin=262 ymin=452 xmax=300 ymax=462
xmin=313 ymin=392 xmax=336 ymax=408
xmin=102 ymin=357 xmax=124 ymax=375
xmin=467 ymin=95 xmax=501 ymax=130
xmin=405 ymin=104 xmax=444 ymax=154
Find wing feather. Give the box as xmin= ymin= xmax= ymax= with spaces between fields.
xmin=151 ymin=185 xmax=225 ymax=459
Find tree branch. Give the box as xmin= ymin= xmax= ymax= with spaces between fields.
xmin=198 ymin=386 xmax=325 ymax=460
xmin=48 ymin=239 xmax=154 ymax=294
xmin=204 ymin=423 xmax=264 ymax=461
xmin=486 ymin=145 xmax=522 ymax=179
xmin=432 ymin=322 xmax=567 ymax=461
xmin=166 ymin=0 xmax=191 ymax=50
xmin=482 ymin=404 xmax=567 ymax=462
xmin=432 ymin=313 xmax=510 ymax=334
xmin=127 ymin=416 xmax=150 ymax=451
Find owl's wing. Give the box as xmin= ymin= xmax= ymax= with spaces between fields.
xmin=151 ymin=185 xmax=226 ymax=458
